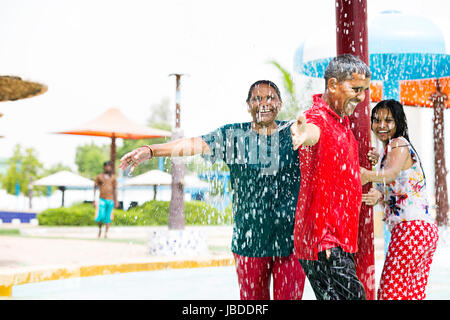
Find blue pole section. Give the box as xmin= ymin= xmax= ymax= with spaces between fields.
xmin=222 ymin=174 xmax=230 ymax=209
xmin=15 ymin=160 xmax=21 ymax=196
xmin=381 ymin=78 xmax=400 ymax=254
xmin=158 ymin=157 xmax=164 ymax=171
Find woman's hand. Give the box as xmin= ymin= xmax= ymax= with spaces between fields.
xmin=119 ymin=145 xmax=153 ymax=173
xmin=367 ymin=147 xmax=380 ymax=167
xmin=362 ymin=187 xmax=382 ymax=206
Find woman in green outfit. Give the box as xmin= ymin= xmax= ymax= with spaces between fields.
xmin=120 ymin=80 xmax=306 ymax=300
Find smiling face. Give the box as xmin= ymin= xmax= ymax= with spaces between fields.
xmin=247 ymin=83 xmax=282 ymax=127
xmin=371 ymin=108 xmax=396 ymax=144
xmin=327 ymin=73 xmax=370 ymax=117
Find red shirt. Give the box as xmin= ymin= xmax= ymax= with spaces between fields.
xmin=294 ymin=94 xmax=362 ymax=260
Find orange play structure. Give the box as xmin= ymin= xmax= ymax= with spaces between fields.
xmin=370 ymin=77 xmax=450 ymax=108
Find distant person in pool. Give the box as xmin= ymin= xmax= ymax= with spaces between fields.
xmin=120 ymin=80 xmax=307 ymax=300
xmin=361 ymin=99 xmax=439 ymax=300
xmin=93 ymin=161 xmax=118 ymax=238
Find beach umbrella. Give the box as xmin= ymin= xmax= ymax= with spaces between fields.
xmin=373 ymin=77 xmax=450 ymax=227
xmin=33 ymin=170 xmax=94 ymax=207
xmin=184 ymin=175 xmax=210 ymax=189
xmin=363 ymin=12 xmax=450 ymax=227
xmin=295 ymin=9 xmax=450 ymax=299
xmin=123 ymin=170 xmax=209 ymax=200
xmin=295 ymin=10 xmax=450 ymax=226
xmin=124 ymin=169 xmax=172 ymax=186
xmin=295 ymin=7 xmax=450 ymax=299
xmin=0 ymin=76 xmax=47 ymax=102
xmin=123 ymin=169 xmax=172 ymax=200
xmin=56 ymin=107 xmax=172 ymax=173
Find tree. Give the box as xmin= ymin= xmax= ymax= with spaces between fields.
xmin=75 ymin=142 xmax=110 ymax=179
xmin=117 ymin=97 xmax=172 ymax=176
xmin=45 ymin=162 xmax=73 ymax=175
xmin=0 ymin=144 xmax=45 ymax=196
xmin=268 ymin=60 xmax=314 ymax=120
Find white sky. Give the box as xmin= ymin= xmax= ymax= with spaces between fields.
xmin=0 ymin=0 xmax=449 ymax=171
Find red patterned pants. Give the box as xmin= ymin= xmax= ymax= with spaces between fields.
xmin=377 ymin=220 xmax=439 ymax=300
xmin=233 ymin=253 xmax=306 ymax=300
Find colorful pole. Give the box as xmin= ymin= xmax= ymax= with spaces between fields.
xmin=168 ymin=73 xmax=185 ymax=230
xmin=430 ymin=79 xmax=449 ymax=226
xmin=335 ymin=0 xmax=375 ymax=299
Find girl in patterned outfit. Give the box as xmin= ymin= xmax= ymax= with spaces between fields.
xmin=360 ymin=99 xmax=439 ymax=300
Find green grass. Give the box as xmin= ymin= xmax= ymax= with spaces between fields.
xmin=0 ymin=228 xmax=20 ymax=235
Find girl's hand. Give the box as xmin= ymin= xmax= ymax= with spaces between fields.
xmin=367 ymin=147 xmax=380 ymax=167
xmin=362 ymin=188 xmax=382 ymax=206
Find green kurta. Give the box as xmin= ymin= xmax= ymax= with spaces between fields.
xmin=201 ymin=121 xmax=300 ymax=257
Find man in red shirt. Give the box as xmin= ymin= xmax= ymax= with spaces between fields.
xmin=290 ymin=54 xmax=371 ymax=300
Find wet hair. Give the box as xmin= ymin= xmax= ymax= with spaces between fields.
xmin=324 ymin=54 xmax=371 ymax=88
xmin=371 ymin=99 xmax=409 ymax=141
xmin=246 ymin=80 xmax=282 ymax=103
xmin=371 ymin=99 xmax=426 ymax=184
xmin=103 ymin=161 xmax=112 ymax=167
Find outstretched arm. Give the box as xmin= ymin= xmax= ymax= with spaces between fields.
xmin=360 ymin=138 xmax=412 ymax=185
xmin=119 ymin=137 xmax=210 ymax=173
xmin=290 ymin=112 xmax=321 ymax=149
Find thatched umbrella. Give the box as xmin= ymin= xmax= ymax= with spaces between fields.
xmin=0 ymin=76 xmax=47 ymax=102
xmin=56 ymin=107 xmax=172 ymax=173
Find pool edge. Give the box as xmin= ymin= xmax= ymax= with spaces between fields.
xmin=0 ymin=255 xmax=235 ymax=298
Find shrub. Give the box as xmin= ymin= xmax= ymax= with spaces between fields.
xmin=184 ymin=201 xmax=232 ymax=225
xmin=127 ymin=200 xmax=232 ymax=226
xmin=38 ymin=203 xmax=99 ymax=226
xmin=118 ymin=200 xmax=170 ymax=226
xmin=37 ymin=200 xmax=232 ymax=226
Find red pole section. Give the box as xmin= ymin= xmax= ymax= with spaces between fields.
xmin=335 ymin=0 xmax=375 ymax=300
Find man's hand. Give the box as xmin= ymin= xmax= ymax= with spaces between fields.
xmin=362 ymin=188 xmax=382 ymax=206
xmin=119 ymin=146 xmax=153 ymax=173
xmin=290 ymin=113 xmax=308 ymax=150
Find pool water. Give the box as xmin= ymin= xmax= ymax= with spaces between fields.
xmin=11 ymin=246 xmax=450 ymax=300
